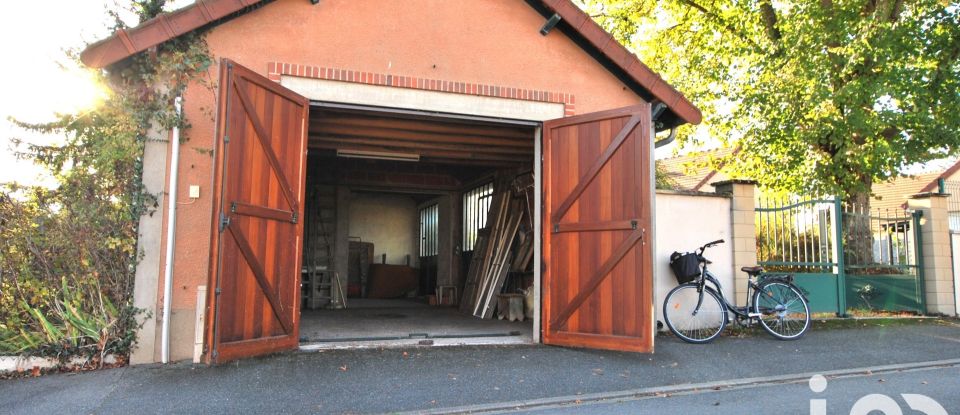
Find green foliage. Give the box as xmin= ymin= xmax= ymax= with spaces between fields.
xmin=654 ymin=161 xmax=679 ymax=189
xmin=0 ymin=3 xmax=212 ymax=359
xmin=581 ymin=0 xmax=960 ymax=199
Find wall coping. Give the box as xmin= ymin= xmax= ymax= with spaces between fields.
xmin=656 ymin=189 xmax=731 ymax=199
xmin=711 ymin=179 xmax=758 ymax=187
xmin=909 ymin=192 xmax=951 ymax=199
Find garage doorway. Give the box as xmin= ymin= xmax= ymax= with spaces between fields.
xmin=206 ymin=60 xmax=654 ymax=362
xmin=297 ymin=104 xmax=538 ymax=348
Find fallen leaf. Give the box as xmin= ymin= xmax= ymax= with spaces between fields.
xmin=922 ymin=381 xmax=928 ymax=385
xmin=30 ymin=366 xmax=40 ymax=377
xmin=339 ymin=365 xmax=348 ymax=372
xmin=878 ymin=378 xmax=885 ymax=383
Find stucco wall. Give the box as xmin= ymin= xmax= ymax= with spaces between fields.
xmin=146 ymin=0 xmax=650 ymax=362
xmin=653 ymin=192 xmax=734 ymax=327
xmin=348 ymin=193 xmax=419 ymax=267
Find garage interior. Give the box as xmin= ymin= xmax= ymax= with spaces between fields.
xmin=299 ymin=104 xmax=538 ymax=345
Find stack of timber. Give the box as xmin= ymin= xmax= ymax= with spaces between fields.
xmin=460 ymin=173 xmax=535 ymax=319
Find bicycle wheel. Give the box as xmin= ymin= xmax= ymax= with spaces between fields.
xmin=663 ymin=284 xmax=727 ymax=344
xmin=753 ymin=281 xmax=810 ymax=340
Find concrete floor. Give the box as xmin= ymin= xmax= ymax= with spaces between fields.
xmin=299 ymin=298 xmax=532 ymax=342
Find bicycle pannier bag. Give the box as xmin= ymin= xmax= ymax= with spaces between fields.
xmin=669 ymin=252 xmax=701 ymax=284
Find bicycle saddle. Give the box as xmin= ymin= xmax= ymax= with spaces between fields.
xmin=741 ymin=266 xmax=764 ymax=275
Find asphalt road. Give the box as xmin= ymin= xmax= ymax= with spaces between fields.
xmin=2 ymin=322 xmax=959 ymax=414
xmin=520 ymin=365 xmax=960 ymax=414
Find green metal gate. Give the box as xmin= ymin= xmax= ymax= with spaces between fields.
xmin=756 ymin=198 xmax=924 ymax=315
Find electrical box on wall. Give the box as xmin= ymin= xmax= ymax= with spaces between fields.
xmin=189 ymin=185 xmax=201 ymax=199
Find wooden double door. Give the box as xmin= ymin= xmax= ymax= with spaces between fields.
xmin=205 ymin=60 xmax=653 ymax=362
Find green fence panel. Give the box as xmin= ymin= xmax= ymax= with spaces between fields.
xmin=845 ymin=274 xmax=923 ymax=313
xmin=790 ymin=273 xmax=839 ymax=313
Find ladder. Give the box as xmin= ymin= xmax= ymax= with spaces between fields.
xmin=303 ymin=184 xmax=346 ymax=309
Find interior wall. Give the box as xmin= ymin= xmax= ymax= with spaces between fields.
xmin=348 ymin=193 xmax=419 ymax=268
xmin=654 ymin=191 xmax=733 ymax=327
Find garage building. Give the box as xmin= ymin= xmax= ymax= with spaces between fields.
xmin=81 ymin=0 xmax=701 ymax=364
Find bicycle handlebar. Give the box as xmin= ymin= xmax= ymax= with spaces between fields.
xmin=698 ymin=239 xmax=725 ymax=255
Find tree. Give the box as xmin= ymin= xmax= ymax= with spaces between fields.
xmin=0 ymin=0 xmax=211 ymax=359
xmin=581 ymin=0 xmax=960 ymax=203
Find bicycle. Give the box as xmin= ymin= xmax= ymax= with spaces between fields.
xmin=662 ymin=239 xmax=811 ymax=343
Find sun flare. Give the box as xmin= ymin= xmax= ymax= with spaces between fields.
xmin=58 ymin=67 xmax=111 ymax=114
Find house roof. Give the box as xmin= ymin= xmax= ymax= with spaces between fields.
xmin=79 ymin=0 xmax=702 ymax=126
xmin=871 ymin=172 xmax=944 ymax=211
xmin=916 ymin=158 xmax=960 ymax=194
xmin=657 ymin=147 xmax=738 ymax=191
xmin=871 ymin=158 xmax=960 ymax=211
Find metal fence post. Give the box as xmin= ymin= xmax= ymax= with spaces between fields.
xmin=833 ymin=197 xmax=847 ymax=316
xmin=913 ymin=210 xmax=926 ymax=313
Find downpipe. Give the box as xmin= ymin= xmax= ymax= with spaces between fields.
xmin=160 ymin=97 xmax=183 ymax=364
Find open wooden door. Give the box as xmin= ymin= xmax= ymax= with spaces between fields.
xmin=206 ymin=59 xmax=309 ymax=363
xmin=541 ymin=104 xmax=654 ymax=352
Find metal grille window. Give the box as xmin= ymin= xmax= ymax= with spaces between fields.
xmin=462 ymin=182 xmax=494 ymax=251
xmin=420 ymin=204 xmax=439 ymax=257
xmin=945 ymin=180 xmax=960 ymax=232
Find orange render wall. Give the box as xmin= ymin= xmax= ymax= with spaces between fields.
xmin=159 ymin=0 xmax=646 ymax=358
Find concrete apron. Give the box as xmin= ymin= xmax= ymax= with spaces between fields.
xmin=299 ymin=334 xmax=534 ymax=351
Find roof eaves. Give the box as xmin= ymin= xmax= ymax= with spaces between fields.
xmin=534 ymin=0 xmax=701 ymax=125
xmin=80 ymin=0 xmax=702 ymax=126
xmin=80 ymin=0 xmax=270 ymax=68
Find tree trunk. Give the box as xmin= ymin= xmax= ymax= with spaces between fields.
xmin=842 ymin=177 xmax=874 ymax=269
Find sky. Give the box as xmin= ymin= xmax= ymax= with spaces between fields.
xmin=0 ymin=1 xmax=185 ymax=187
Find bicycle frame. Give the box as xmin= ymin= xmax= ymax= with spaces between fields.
xmin=696 ymin=261 xmax=802 ymax=321
xmin=697 ymin=267 xmax=755 ymax=320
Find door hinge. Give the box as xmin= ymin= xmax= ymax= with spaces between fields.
xmin=291 ymin=212 xmax=299 ymax=224
xmin=219 ymin=212 xmax=231 ymax=232
xmin=215 ymin=287 xmax=222 ymax=296
xmin=211 ymin=349 xmax=219 ymax=360
xmin=553 ymin=224 xmax=559 ymax=233
xmin=223 ymin=134 xmax=230 ymax=143
xmin=631 ymin=220 xmax=638 ymax=230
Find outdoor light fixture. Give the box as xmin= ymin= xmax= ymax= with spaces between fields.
xmin=310 ymin=0 xmax=320 ymax=4
xmin=336 ymin=149 xmax=421 ymax=162
xmin=540 ymin=13 xmax=562 ymax=36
